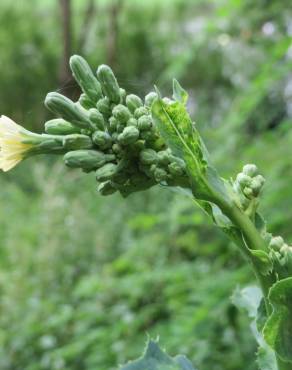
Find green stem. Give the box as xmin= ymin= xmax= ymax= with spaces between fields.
xmin=211 ymin=197 xmax=291 ymax=370
xmin=216 ymin=197 xmax=273 ymax=310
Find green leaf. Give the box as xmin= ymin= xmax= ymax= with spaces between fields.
xmin=256 ymin=346 xmax=277 ymax=370
xmin=172 ymin=79 xmax=188 ymax=105
xmin=263 ymin=277 xmax=292 ymax=363
xmin=232 ymin=286 xmax=277 ymax=370
xmin=250 ymin=250 xmax=273 ymax=276
xmin=120 ymin=340 xmax=197 ymax=370
xmin=151 ymin=96 xmax=229 ymax=204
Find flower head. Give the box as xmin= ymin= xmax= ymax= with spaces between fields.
xmin=0 ymin=115 xmax=34 ymax=171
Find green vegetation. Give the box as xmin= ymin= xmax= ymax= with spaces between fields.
xmin=0 ymin=1 xmax=291 ymax=369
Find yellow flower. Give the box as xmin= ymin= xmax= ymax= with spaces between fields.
xmin=0 ymin=115 xmax=34 ymax=172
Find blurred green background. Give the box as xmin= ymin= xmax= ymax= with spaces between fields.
xmin=0 ymin=0 xmax=291 ymax=369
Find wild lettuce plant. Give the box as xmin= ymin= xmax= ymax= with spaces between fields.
xmin=1 ymin=55 xmax=291 ymax=370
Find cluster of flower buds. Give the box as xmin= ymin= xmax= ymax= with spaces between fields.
xmin=43 ymin=55 xmax=189 ymax=197
xmin=268 ymin=235 xmax=292 ymax=277
xmin=233 ymin=164 xmax=265 ymax=210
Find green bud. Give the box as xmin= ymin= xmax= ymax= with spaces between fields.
xmin=236 ymin=173 xmax=252 ymax=189
xmin=243 ymin=186 xmax=253 ymax=199
xmin=44 ymin=119 xmax=80 ymax=135
xmin=134 ymin=106 xmax=148 ymax=119
xmin=126 ymin=94 xmax=143 ymax=113
xmin=137 ymin=115 xmax=152 ymax=131
xmin=118 ymin=126 xmax=139 ymax=145
xmin=92 ymin=131 xmax=112 ymax=149
xmin=116 ymin=124 xmax=124 ymax=133
xmin=78 ymin=93 xmax=96 ymax=109
xmin=157 ymin=150 xmax=171 ymax=165
xmin=269 ymin=236 xmax=285 ymax=251
xmin=109 ymin=116 xmax=118 ymax=133
xmin=168 ymin=161 xmax=185 ymax=176
xmin=153 ymin=167 xmax=168 ymax=182
xmin=45 ymin=92 xmax=91 ymax=128
xmin=96 ymin=64 xmax=120 ymax=103
xmin=126 ymin=117 xmax=138 ymax=127
xmin=140 ymin=149 xmax=158 ymax=165
xmin=96 ymin=97 xmax=111 ymax=117
xmin=145 ymin=92 xmax=158 ymax=107
xmin=64 ymin=150 xmax=115 ymax=170
xmin=242 ymin=164 xmax=258 ymax=177
xmin=88 ymin=108 xmax=105 ymax=130
xmin=97 ymin=181 xmax=117 ymax=196
xmin=70 ymin=55 xmax=103 ymax=102
xmin=112 ymin=143 xmax=122 ymax=154
xmin=112 ymin=104 xmax=132 ymax=124
xmin=250 ymin=174 xmax=265 ymax=196
xmin=119 ymin=88 xmax=126 ymax=103
xmin=96 ymin=163 xmax=119 ymax=182
xmin=62 ymin=134 xmax=93 ymax=150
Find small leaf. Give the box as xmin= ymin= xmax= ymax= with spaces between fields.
xmin=263 ymin=277 xmax=292 ymax=363
xmin=120 ymin=340 xmax=197 ymax=370
xmin=250 ymin=250 xmax=273 ymax=276
xmin=172 ymin=79 xmax=188 ymax=105
xmin=151 ymin=98 xmax=230 ymax=204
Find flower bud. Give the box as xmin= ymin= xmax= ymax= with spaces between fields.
xmin=70 ymin=55 xmax=103 ymax=102
xmin=96 ymin=97 xmax=111 ymax=117
xmin=45 ymin=92 xmax=91 ymax=128
xmin=109 ymin=116 xmax=118 ymax=132
xmin=126 ymin=94 xmax=143 ymax=113
xmin=97 ymin=181 xmax=117 ymax=195
xmin=242 ymin=164 xmax=258 ymax=177
xmin=139 ymin=149 xmax=158 ymax=165
xmin=137 ymin=115 xmax=152 ymax=131
xmin=118 ymin=126 xmax=139 ymax=145
xmin=62 ymin=134 xmax=93 ymax=150
xmin=119 ymin=88 xmax=126 ymax=103
xmin=78 ymin=93 xmax=96 ymax=109
xmin=96 ymin=64 xmax=121 ymax=103
xmin=168 ymin=161 xmax=185 ymax=176
xmin=269 ymin=236 xmax=285 ymax=251
xmin=157 ymin=150 xmax=171 ymax=165
xmin=64 ymin=150 xmax=115 ymax=170
xmin=112 ymin=104 xmax=132 ymax=124
xmin=145 ymin=92 xmax=158 ymax=107
xmin=236 ymin=173 xmax=251 ymax=189
xmin=96 ymin=163 xmax=118 ymax=182
xmin=44 ymin=119 xmax=80 ymax=135
xmin=250 ymin=174 xmax=265 ymax=196
xmin=126 ymin=117 xmax=138 ymax=127
xmin=92 ymin=131 xmax=112 ymax=149
xmin=88 ymin=108 xmax=105 ymax=130
xmin=134 ymin=107 xmax=148 ymax=119
xmin=153 ymin=167 xmax=168 ymax=182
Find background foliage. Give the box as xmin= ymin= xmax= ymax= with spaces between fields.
xmin=0 ymin=0 xmax=291 ymax=369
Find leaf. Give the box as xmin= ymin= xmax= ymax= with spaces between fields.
xmin=250 ymin=250 xmax=273 ymax=276
xmin=232 ymin=286 xmax=277 ymax=370
xmin=256 ymin=346 xmax=277 ymax=370
xmin=120 ymin=340 xmax=197 ymax=370
xmin=151 ymin=95 xmax=230 ymax=204
xmin=263 ymin=277 xmax=292 ymax=363
xmin=172 ymin=79 xmax=188 ymax=105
